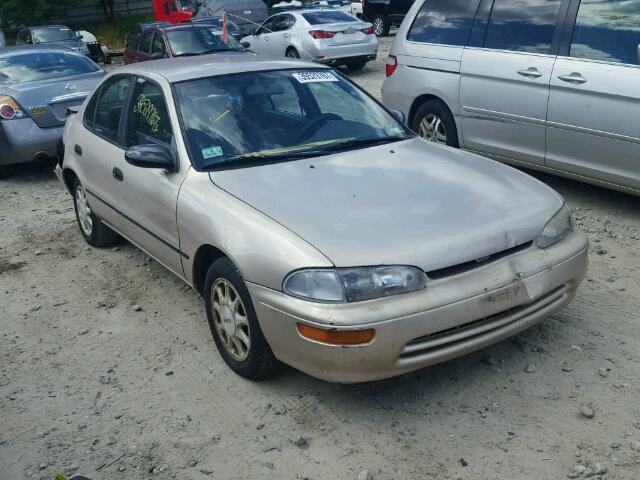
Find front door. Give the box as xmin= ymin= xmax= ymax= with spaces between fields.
xmin=460 ymin=0 xmax=565 ymax=166
xmin=546 ymin=0 xmax=640 ymax=190
xmin=109 ymin=76 xmax=188 ymax=277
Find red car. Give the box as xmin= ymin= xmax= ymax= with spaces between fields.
xmin=124 ymin=23 xmax=248 ymax=64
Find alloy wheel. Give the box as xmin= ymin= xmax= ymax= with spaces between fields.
xmin=419 ymin=114 xmax=447 ymax=144
xmin=211 ymin=278 xmax=251 ymax=361
xmin=373 ymin=17 xmax=384 ymax=36
xmin=76 ymin=183 xmax=93 ymax=236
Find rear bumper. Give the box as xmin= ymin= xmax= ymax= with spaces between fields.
xmin=320 ymin=54 xmax=377 ymax=66
xmin=313 ymin=42 xmax=377 ymax=64
xmin=249 ymin=230 xmax=588 ymax=383
xmin=0 ymin=118 xmax=61 ymax=167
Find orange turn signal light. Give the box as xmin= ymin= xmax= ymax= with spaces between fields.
xmin=296 ymin=323 xmax=375 ymax=346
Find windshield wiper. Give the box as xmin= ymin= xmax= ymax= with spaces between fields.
xmin=317 ymin=136 xmax=409 ymax=153
xmin=202 ymin=150 xmax=327 ymax=171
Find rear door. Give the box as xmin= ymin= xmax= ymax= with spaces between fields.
xmin=460 ymin=0 xmax=568 ymax=166
xmin=76 ymin=75 xmax=133 ymax=229
xmin=546 ymin=0 xmax=640 ymax=190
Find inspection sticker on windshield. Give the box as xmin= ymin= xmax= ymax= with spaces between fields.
xmin=292 ymin=72 xmax=339 ymax=83
xmin=202 ymin=146 xmax=223 ymax=159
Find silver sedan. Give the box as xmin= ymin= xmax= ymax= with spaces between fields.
xmin=57 ymin=56 xmax=588 ymax=383
xmin=0 ymin=46 xmax=104 ymax=178
xmin=240 ymin=9 xmax=377 ymax=70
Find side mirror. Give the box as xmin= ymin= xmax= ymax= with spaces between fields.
xmin=390 ymin=109 xmax=405 ymax=124
xmin=241 ymin=41 xmax=250 ymax=48
xmin=125 ymin=144 xmax=176 ymax=171
xmin=151 ymin=52 xmax=165 ymax=60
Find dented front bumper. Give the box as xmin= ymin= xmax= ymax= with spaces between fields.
xmin=248 ymin=230 xmax=589 ymax=383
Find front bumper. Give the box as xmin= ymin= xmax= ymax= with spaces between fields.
xmin=249 ymin=231 xmax=588 ymax=383
xmin=0 ymin=118 xmax=62 ymax=167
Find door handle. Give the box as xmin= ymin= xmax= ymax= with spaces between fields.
xmin=517 ymin=67 xmax=543 ymax=78
xmin=74 ymin=144 xmax=82 ymax=156
xmin=112 ymin=167 xmax=123 ymax=182
xmin=557 ymin=73 xmax=587 ymax=84
xmin=283 ymin=33 xmax=289 ymax=38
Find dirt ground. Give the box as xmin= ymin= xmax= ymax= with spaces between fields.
xmin=1 ymin=37 xmax=640 ymax=480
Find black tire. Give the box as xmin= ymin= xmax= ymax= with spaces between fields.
xmin=103 ymin=55 xmax=112 ymax=65
xmin=285 ymin=47 xmax=300 ymax=59
xmin=411 ymin=99 xmax=459 ymax=148
xmin=72 ymin=178 xmax=118 ymax=247
xmin=373 ymin=15 xmax=390 ymax=37
xmin=204 ymin=257 xmax=278 ymax=379
xmin=346 ymin=61 xmax=367 ymax=71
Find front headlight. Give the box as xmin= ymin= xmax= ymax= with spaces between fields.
xmin=283 ymin=266 xmax=427 ymax=303
xmin=537 ymin=203 xmax=574 ymax=248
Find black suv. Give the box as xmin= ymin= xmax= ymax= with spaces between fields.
xmin=364 ymin=0 xmax=416 ymax=37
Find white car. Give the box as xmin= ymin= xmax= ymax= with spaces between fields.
xmin=350 ymin=0 xmax=363 ymax=18
xmin=241 ymin=8 xmax=377 ymax=70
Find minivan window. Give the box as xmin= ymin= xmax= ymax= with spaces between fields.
xmin=483 ymin=0 xmax=563 ymax=54
xmin=570 ymin=0 xmax=640 ymax=65
xmin=407 ymin=0 xmax=481 ymax=46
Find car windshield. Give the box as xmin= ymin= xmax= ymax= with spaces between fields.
xmin=174 ymin=69 xmax=411 ymax=169
xmin=0 ymin=51 xmax=100 ymax=84
xmin=303 ymin=11 xmax=356 ymax=24
xmin=166 ymin=28 xmax=243 ymax=56
xmin=32 ymin=27 xmax=76 ymax=43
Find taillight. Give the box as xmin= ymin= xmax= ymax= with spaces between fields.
xmin=361 ymin=25 xmax=375 ymax=35
xmin=385 ymin=55 xmax=398 ymax=77
xmin=309 ymin=30 xmax=336 ymax=39
xmin=0 ymin=95 xmax=26 ymax=120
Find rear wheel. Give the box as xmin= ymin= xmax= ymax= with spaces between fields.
xmin=411 ymin=100 xmax=459 ymax=148
xmin=204 ymin=257 xmax=278 ymax=379
xmin=73 ymin=178 xmax=118 ymax=247
xmin=373 ymin=15 xmax=390 ymax=37
xmin=346 ymin=61 xmax=367 ymax=71
xmin=285 ymin=47 xmax=300 ymax=59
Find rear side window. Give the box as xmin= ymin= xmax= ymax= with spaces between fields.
xmin=569 ymin=0 xmax=640 ymax=65
xmin=85 ymin=76 xmax=132 ymax=144
xmin=407 ymin=0 xmax=481 ymax=46
xmin=139 ymin=32 xmax=154 ymax=54
xmin=302 ymin=11 xmax=357 ymax=24
xmin=483 ymin=0 xmax=563 ymax=54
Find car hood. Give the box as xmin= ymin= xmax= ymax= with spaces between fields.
xmin=208 ymin=138 xmax=563 ymax=272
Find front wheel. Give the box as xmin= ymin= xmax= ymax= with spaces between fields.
xmin=373 ymin=15 xmax=390 ymax=37
xmin=204 ymin=258 xmax=278 ymax=379
xmin=411 ymin=100 xmax=459 ymax=148
xmin=73 ymin=179 xmax=118 ymax=247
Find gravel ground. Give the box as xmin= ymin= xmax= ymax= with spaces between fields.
xmin=1 ymin=36 xmax=640 ymax=480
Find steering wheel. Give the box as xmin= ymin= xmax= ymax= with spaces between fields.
xmin=298 ymin=113 xmax=342 ymax=142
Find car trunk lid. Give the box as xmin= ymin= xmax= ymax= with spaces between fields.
xmin=314 ymin=22 xmax=370 ymax=45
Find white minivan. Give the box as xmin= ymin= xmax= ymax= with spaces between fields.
xmin=382 ymin=0 xmax=640 ymax=195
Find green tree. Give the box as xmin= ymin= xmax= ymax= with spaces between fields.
xmin=0 ymin=0 xmax=79 ymax=28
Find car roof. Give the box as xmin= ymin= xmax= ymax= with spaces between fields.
xmin=0 ymin=45 xmax=82 ymax=57
xmin=115 ymin=55 xmax=329 ymax=83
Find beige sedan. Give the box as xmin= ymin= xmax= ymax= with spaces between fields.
xmin=57 ymin=56 xmax=588 ymax=383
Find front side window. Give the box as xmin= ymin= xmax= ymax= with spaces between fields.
xmin=85 ymin=76 xmax=132 ymax=143
xmin=0 ymin=51 xmax=100 ymax=85
xmin=125 ymin=78 xmax=173 ymax=147
xmin=407 ymin=0 xmax=481 ymax=46
xmin=151 ymin=34 xmax=166 ymax=57
xmin=139 ymin=32 xmax=154 ymax=54
xmin=484 ymin=0 xmax=563 ymax=54
xmin=570 ymin=0 xmax=640 ymax=65
xmin=257 ymin=16 xmax=279 ymax=34
xmin=174 ymin=69 xmax=411 ymax=169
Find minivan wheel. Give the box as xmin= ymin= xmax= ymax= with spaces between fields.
xmin=373 ymin=15 xmax=390 ymax=37
xmin=412 ymin=100 xmax=459 ymax=148
xmin=285 ymin=47 xmax=300 ymax=59
xmin=72 ymin=179 xmax=118 ymax=247
xmin=204 ymin=257 xmax=278 ymax=379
